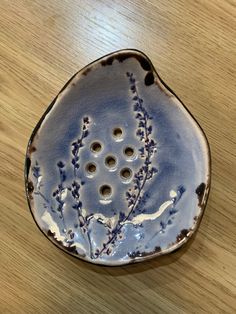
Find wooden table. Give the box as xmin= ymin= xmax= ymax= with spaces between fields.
xmin=1 ymin=1 xmax=236 ymax=313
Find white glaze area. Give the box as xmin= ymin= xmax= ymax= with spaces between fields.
xmin=121 ymin=190 xmax=178 ymax=225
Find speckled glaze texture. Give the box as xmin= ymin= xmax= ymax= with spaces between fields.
xmin=25 ymin=49 xmax=211 ymax=266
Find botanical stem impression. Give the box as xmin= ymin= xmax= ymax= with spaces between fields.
xmin=32 ymin=117 xmax=94 ymax=256
xmin=95 ymin=72 xmax=159 ymax=258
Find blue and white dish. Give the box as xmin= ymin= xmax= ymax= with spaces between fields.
xmin=25 ymin=49 xmax=211 ymax=266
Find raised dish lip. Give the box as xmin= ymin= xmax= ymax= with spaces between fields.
xmin=24 ymin=48 xmax=211 ymax=266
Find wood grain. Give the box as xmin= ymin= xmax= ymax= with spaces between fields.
xmin=0 ymin=1 xmax=236 ymax=313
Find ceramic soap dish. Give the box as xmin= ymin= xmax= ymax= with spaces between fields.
xmin=25 ymin=49 xmax=210 ymax=265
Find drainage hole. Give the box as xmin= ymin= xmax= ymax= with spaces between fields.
xmin=90 ymin=141 xmax=102 ymax=153
xmin=113 ymin=127 xmax=123 ymax=139
xmin=86 ymin=162 xmax=97 ymax=175
xmin=124 ymin=146 xmax=135 ymax=158
xmin=105 ymin=155 xmax=117 ymax=168
xmin=99 ymin=185 xmax=112 ymax=198
xmin=120 ymin=167 xmax=132 ymax=180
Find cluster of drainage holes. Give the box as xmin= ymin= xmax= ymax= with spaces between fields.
xmin=86 ymin=128 xmax=136 ymax=198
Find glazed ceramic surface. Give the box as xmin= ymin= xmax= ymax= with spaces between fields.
xmin=25 ymin=49 xmax=210 ymax=265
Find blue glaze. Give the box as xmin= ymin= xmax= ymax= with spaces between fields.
xmin=25 ymin=49 xmax=210 ymax=265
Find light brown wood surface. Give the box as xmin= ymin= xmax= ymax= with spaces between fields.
xmin=1 ymin=1 xmax=236 ymax=313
